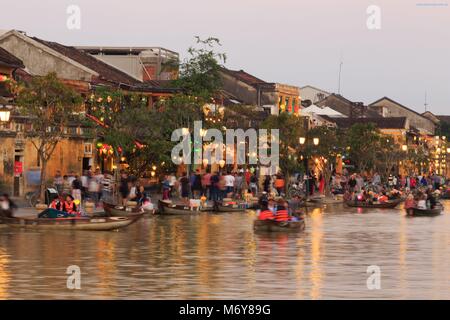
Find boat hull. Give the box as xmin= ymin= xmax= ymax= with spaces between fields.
xmin=254 ymin=219 xmax=305 ymax=232
xmin=406 ymin=207 xmax=443 ymax=217
xmin=346 ymin=199 xmax=401 ymax=209
xmin=1 ymin=215 xmax=141 ymax=231
xmin=158 ymin=200 xmax=202 ymax=215
xmin=216 ymin=203 xmax=247 ymax=212
xmin=103 ymin=202 xmax=144 ymax=217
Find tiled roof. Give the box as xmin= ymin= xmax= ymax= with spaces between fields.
xmin=0 ymin=46 xmax=24 ymax=68
xmin=220 ymin=68 xmax=267 ymax=87
xmin=321 ymin=116 xmax=408 ymax=129
xmin=369 ymin=96 xmax=428 ymax=119
xmin=31 ymin=37 xmax=140 ymax=86
xmin=437 ymin=116 xmax=450 ymax=124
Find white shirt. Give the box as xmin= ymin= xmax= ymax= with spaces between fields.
xmin=224 ymin=175 xmax=235 ymax=187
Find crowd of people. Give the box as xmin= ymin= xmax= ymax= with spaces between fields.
xmin=160 ymin=169 xmax=262 ymax=203
xmin=53 ymin=168 xmax=114 ymax=205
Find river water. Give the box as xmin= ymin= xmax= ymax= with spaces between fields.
xmin=0 ymin=202 xmax=449 ymax=299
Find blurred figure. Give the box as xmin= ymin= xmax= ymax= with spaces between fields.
xmin=62 ymin=175 xmax=72 ymax=195
xmin=179 ymin=172 xmax=190 ymax=204
xmin=191 ymin=169 xmax=203 ymax=199
xmin=102 ymin=171 xmax=114 ymax=203
xmin=0 ymin=194 xmax=17 ymax=218
xmin=162 ymin=175 xmax=171 ymax=200
xmin=54 ymin=170 xmax=63 ymax=195
xmin=224 ymin=171 xmax=235 ymax=198
xmin=119 ymin=171 xmax=130 ymax=205
xmin=71 ymin=175 xmax=82 ymax=203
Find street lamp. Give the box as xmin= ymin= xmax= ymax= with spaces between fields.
xmin=0 ymin=105 xmax=11 ymax=122
xmin=402 ymin=145 xmax=408 ymax=152
xmin=299 ymin=137 xmax=306 ymax=145
xmin=313 ymin=138 xmax=320 ymax=146
xmin=298 ymin=137 xmax=320 ymax=200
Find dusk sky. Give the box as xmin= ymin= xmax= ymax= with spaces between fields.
xmin=1 ymin=0 xmax=449 ymax=113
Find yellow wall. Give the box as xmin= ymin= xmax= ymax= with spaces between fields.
xmin=0 ymin=135 xmax=95 ymax=195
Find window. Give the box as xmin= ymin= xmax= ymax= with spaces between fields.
xmin=84 ymin=143 xmax=93 ymax=156
xmin=15 ymin=123 xmax=24 ymax=132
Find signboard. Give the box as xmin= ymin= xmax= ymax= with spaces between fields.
xmin=14 ymin=161 xmax=23 ymax=176
xmin=26 ymin=169 xmax=41 ymax=186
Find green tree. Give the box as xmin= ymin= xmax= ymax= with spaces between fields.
xmin=305 ymin=126 xmax=345 ymax=195
xmin=261 ymin=113 xmax=306 ymax=191
xmin=375 ymin=135 xmax=403 ymax=180
xmin=86 ymin=89 xmax=171 ymax=176
xmin=346 ymin=123 xmax=382 ymax=173
xmin=16 ymin=73 xmax=83 ymax=201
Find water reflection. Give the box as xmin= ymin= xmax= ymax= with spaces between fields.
xmin=309 ymin=208 xmax=323 ymax=299
xmin=0 ymin=205 xmax=449 ymax=299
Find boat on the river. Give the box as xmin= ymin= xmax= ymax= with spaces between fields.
xmin=1 ymin=212 xmax=141 ymax=231
xmin=102 ymin=201 xmax=144 ymax=217
xmin=253 ymin=219 xmax=305 ymax=232
xmin=158 ymin=200 xmax=205 ymax=215
xmin=215 ymin=202 xmax=247 ymax=212
xmin=345 ymin=199 xmax=402 ymax=209
xmin=440 ymin=191 xmax=450 ymax=200
xmin=406 ymin=205 xmax=443 ymax=217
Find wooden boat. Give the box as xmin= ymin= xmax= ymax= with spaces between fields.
xmin=406 ymin=205 xmax=443 ymax=217
xmin=103 ymin=201 xmax=144 ymax=217
xmin=345 ymin=199 xmax=402 ymax=209
xmin=253 ymin=219 xmax=305 ymax=232
xmin=439 ymin=192 xmax=450 ymax=200
xmin=216 ymin=202 xmax=247 ymax=212
xmin=158 ymin=200 xmax=203 ymax=215
xmin=1 ymin=215 xmax=141 ymax=231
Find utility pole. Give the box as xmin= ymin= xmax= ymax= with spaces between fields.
xmin=424 ymin=91 xmax=428 ymax=112
xmin=338 ymin=60 xmax=343 ymax=95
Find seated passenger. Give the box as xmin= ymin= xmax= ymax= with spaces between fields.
xmin=274 ymin=199 xmax=290 ymax=222
xmin=63 ymin=195 xmax=78 ymax=215
xmin=378 ymin=192 xmax=389 ymax=203
xmin=49 ymin=196 xmax=64 ymax=211
xmin=258 ymin=200 xmax=274 ymax=221
xmin=404 ymin=194 xmax=416 ymax=209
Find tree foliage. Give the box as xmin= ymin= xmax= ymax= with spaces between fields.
xmin=260 ymin=113 xmax=306 ymax=185
xmin=16 ymin=72 xmax=83 ymax=199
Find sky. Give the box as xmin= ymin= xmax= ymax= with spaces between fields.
xmin=0 ymin=0 xmax=449 ymax=114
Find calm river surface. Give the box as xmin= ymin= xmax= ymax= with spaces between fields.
xmin=1 ymin=202 xmax=450 ymax=299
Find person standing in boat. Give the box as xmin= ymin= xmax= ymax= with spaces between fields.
xmin=404 ymin=194 xmax=416 ymax=214
xmin=162 ymin=175 xmax=171 ymax=200
xmin=179 ymin=172 xmax=190 ymax=204
xmin=119 ymin=171 xmax=130 ymax=205
xmin=426 ymin=189 xmax=437 ymax=209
